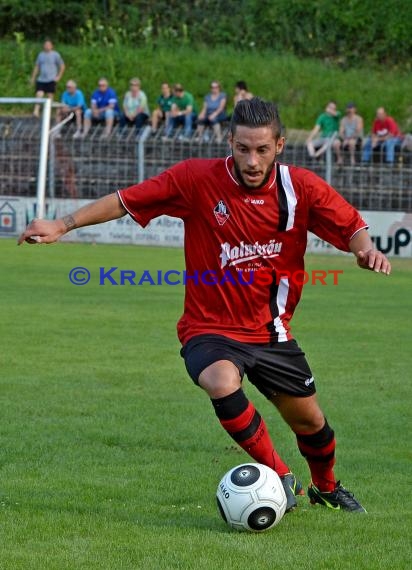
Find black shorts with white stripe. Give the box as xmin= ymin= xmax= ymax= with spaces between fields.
xmin=180 ymin=334 xmax=316 ymax=398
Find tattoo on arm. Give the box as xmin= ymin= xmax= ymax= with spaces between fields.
xmin=62 ymin=214 xmax=76 ymax=231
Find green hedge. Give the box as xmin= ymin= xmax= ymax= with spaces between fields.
xmin=0 ymin=0 xmax=411 ymax=66
xmin=2 ymin=40 xmax=412 ymax=131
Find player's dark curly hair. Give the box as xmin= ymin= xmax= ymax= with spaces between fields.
xmin=230 ymin=97 xmax=283 ymax=139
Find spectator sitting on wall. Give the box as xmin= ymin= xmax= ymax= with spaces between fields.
xmin=120 ymin=78 xmax=149 ymax=130
xmin=400 ymin=105 xmax=412 ymax=151
xmin=163 ymin=84 xmax=198 ymax=141
xmin=306 ymin=101 xmax=341 ymax=159
xmin=195 ymin=81 xmax=228 ymax=143
xmin=333 ymin=102 xmax=364 ymax=166
xmin=56 ymin=80 xmax=86 ymax=139
xmin=233 ymin=80 xmax=253 ymax=106
xmin=151 ymin=82 xmax=173 ymax=134
xmin=30 ymin=39 xmax=65 ymax=118
xmin=81 ymin=78 xmax=120 ymax=138
xmin=362 ymin=107 xmax=402 ymax=165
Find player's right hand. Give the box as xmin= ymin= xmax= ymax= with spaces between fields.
xmin=17 ymin=218 xmax=66 ymax=245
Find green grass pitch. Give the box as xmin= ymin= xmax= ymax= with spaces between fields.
xmin=1 ymin=238 xmax=411 ymax=569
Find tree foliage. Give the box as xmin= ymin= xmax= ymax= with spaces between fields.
xmin=0 ymin=0 xmax=411 ymax=66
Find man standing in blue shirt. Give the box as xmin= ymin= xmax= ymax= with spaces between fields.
xmin=82 ymin=78 xmax=119 ymax=138
xmin=56 ymin=80 xmax=86 ymax=138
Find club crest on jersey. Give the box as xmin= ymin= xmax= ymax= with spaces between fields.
xmin=214 ymin=200 xmax=230 ymax=225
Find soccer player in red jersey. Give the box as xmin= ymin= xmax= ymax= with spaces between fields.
xmin=19 ymin=98 xmax=391 ymax=513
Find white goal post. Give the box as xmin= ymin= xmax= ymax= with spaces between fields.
xmin=0 ymin=97 xmax=72 ymax=219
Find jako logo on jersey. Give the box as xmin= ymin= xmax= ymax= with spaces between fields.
xmin=244 ymin=198 xmax=265 ymax=205
xmin=305 ymin=377 xmax=315 ymax=386
xmin=214 ymin=200 xmax=230 ymax=225
xmin=220 ymin=239 xmax=283 ymax=268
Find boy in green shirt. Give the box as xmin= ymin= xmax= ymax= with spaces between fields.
xmin=164 ymin=83 xmax=198 ymax=140
xmin=306 ymin=101 xmax=341 ymax=158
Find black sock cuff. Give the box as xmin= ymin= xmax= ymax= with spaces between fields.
xmin=296 ymin=419 xmax=335 ymax=448
xmin=211 ymin=388 xmax=249 ymax=420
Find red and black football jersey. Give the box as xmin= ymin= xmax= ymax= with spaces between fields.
xmin=118 ymin=157 xmax=367 ymax=345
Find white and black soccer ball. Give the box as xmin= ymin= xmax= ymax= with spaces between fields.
xmin=216 ymin=463 xmax=287 ymax=532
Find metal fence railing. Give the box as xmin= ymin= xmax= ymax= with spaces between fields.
xmin=1 ymin=116 xmax=411 ymax=212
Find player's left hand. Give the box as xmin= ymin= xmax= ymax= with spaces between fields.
xmin=356 ymin=249 xmax=391 ymax=275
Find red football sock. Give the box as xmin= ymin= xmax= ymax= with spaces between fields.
xmin=296 ymin=420 xmax=336 ymax=492
xmin=211 ymin=389 xmax=290 ymax=477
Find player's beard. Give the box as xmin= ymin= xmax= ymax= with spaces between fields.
xmin=232 ymin=155 xmax=277 ymax=190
